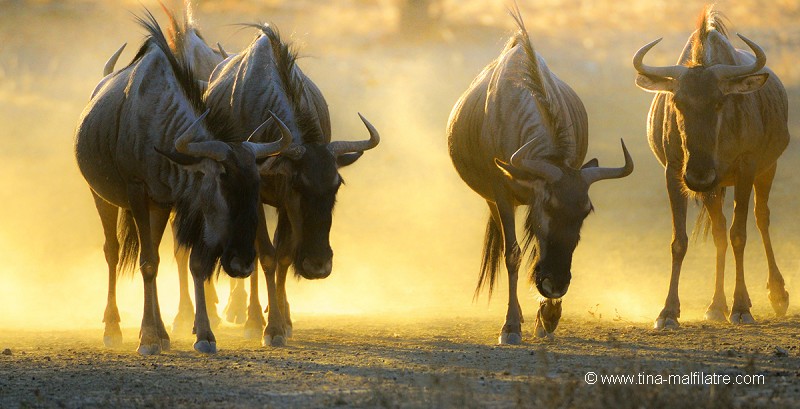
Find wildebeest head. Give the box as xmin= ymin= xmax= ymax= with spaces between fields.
xmin=262 ymin=114 xmax=380 ymax=280
xmin=633 ymin=35 xmax=768 ymax=192
xmin=162 ymin=111 xmax=291 ymax=279
xmin=495 ymin=139 xmax=633 ymax=298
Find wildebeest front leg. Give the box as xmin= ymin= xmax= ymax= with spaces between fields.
xmin=729 ymin=161 xmax=756 ymax=325
xmin=172 ymin=241 xmax=195 ymax=334
xmin=703 ymin=189 xmax=729 ymax=322
xmin=244 ymin=207 xmax=270 ymax=340
xmin=91 ymin=191 xmax=123 ymax=347
xmin=492 ymin=198 xmax=523 ymax=345
xmin=655 ymin=167 xmax=688 ymax=330
xmin=754 ymin=164 xmax=789 ymax=317
xmin=127 ymin=184 xmax=171 ymax=355
xmin=190 ymin=250 xmax=218 ymax=354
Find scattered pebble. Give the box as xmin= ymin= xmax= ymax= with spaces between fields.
xmin=2 ymin=348 xmax=11 ymax=356
xmin=774 ymin=346 xmax=789 ymax=357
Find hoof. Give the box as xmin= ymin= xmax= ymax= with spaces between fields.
xmin=137 ymin=343 xmax=162 ymax=356
xmin=263 ymin=334 xmax=286 ymax=347
xmin=193 ymin=340 xmax=217 ymax=354
xmin=729 ymin=312 xmax=756 ymax=325
xmin=103 ymin=334 xmax=122 ymax=348
xmin=768 ymin=290 xmax=789 ymax=318
xmin=498 ymin=332 xmax=522 ymax=345
xmin=704 ymin=308 xmax=728 ymax=322
xmin=534 ymin=325 xmax=553 ymax=339
xmin=160 ymin=338 xmax=171 ymax=351
xmin=654 ymin=317 xmax=679 ymax=330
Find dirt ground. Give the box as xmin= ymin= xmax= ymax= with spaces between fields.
xmin=1 ymin=314 xmax=799 ymax=408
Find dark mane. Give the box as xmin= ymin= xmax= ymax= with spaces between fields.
xmin=506 ymin=4 xmax=573 ymax=162
xmin=691 ymin=5 xmax=729 ymax=66
xmin=135 ymin=8 xmax=239 ymax=143
xmin=242 ymin=23 xmax=324 ymax=144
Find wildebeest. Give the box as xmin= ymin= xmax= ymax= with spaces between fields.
xmin=75 ymin=10 xmax=289 ymax=354
xmin=203 ymin=23 xmax=380 ymax=346
xmin=633 ymin=6 xmax=790 ymax=329
xmin=98 ymin=3 xmax=241 ymax=334
xmin=447 ymin=7 xmax=633 ymax=344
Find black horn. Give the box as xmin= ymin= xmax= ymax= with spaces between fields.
xmin=103 ymin=43 xmax=127 ymax=76
xmin=580 ymin=139 xmax=634 ymax=185
xmin=243 ymin=111 xmax=292 ymax=159
xmin=327 ymin=113 xmax=380 ymax=157
xmin=708 ymin=34 xmax=766 ymax=79
xmin=633 ymin=38 xmax=688 ymax=79
xmin=174 ymin=110 xmax=230 ymax=161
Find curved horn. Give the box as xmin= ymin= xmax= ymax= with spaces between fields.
xmin=175 ymin=110 xmax=230 ymax=161
xmin=709 ymin=33 xmax=766 ymax=80
xmin=326 ymin=113 xmax=380 ymax=157
xmin=243 ymin=111 xmax=293 ymax=159
xmin=217 ymin=42 xmax=229 ymax=59
xmin=103 ymin=43 xmax=127 ymax=76
xmin=509 ymin=137 xmax=563 ymax=183
xmin=581 ymin=139 xmax=634 ymax=185
xmin=632 ymin=38 xmax=687 ymax=79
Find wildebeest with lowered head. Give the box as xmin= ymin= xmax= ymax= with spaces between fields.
xmin=97 ymin=2 xmax=238 ymax=337
xmin=633 ymin=6 xmax=790 ymax=329
xmin=447 ymin=6 xmax=633 ymax=344
xmin=75 ymin=10 xmax=289 ymax=354
xmin=204 ymin=23 xmax=380 ymax=346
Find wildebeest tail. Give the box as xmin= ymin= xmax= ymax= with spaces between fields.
xmin=475 ymin=214 xmax=503 ymax=300
xmin=117 ymin=209 xmax=140 ymax=277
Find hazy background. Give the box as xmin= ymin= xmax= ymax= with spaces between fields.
xmin=1 ymin=0 xmax=799 ymax=332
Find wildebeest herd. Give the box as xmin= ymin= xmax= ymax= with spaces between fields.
xmin=74 ymin=2 xmax=790 ymax=354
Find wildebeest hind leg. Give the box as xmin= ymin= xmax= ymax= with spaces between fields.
xmin=729 ymin=162 xmax=756 ymax=325
xmin=702 ymin=189 xmax=729 ymax=322
xmin=224 ymin=278 xmax=248 ymax=324
xmin=171 ymin=237 xmax=195 ymax=335
xmin=91 ymin=191 xmax=123 ymax=348
xmin=754 ymin=164 xmax=788 ymax=317
xmin=655 ymin=169 xmax=687 ymax=330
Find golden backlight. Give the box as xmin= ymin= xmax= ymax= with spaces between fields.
xmin=1 ymin=0 xmax=798 ymax=333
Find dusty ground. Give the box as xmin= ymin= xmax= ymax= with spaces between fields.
xmin=1 ymin=314 xmax=799 ymax=408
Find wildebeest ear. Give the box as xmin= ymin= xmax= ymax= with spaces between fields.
xmin=581 ymin=158 xmax=599 ymax=169
xmin=719 ymin=73 xmax=769 ymax=95
xmin=635 ymin=74 xmax=675 ymax=93
xmin=336 ymin=151 xmax=364 ymax=168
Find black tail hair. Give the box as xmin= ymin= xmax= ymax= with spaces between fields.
xmin=692 ymin=188 xmax=726 ymax=242
xmin=475 ymin=214 xmax=503 ymax=300
xmin=117 ymin=209 xmax=140 ymax=277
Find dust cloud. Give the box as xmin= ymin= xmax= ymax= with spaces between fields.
xmin=1 ymin=0 xmax=799 ymax=333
